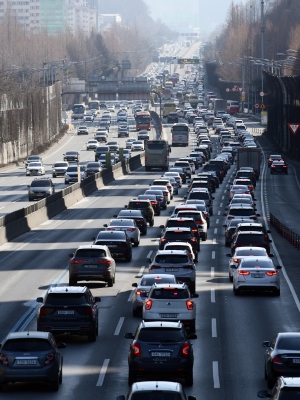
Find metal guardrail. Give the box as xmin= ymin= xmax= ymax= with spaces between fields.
xmin=270 ymin=213 xmax=300 ymax=250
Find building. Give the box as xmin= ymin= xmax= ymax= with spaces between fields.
xmin=67 ymin=0 xmax=97 ymax=36
xmin=98 ymin=14 xmax=121 ymax=32
xmin=40 ymin=0 xmax=67 ymax=33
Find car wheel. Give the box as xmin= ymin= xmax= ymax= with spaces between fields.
xmin=107 ymin=278 xmax=113 ymax=287
xmin=225 ymin=240 xmax=229 ymax=247
xmin=142 ymin=229 xmax=147 ymax=236
xmin=202 ymin=232 xmax=207 ymax=241
xmin=69 ymin=276 xmax=77 ymax=286
xmin=134 ymin=240 xmax=139 ymax=247
xmin=149 ymin=219 xmax=154 ymax=227
xmin=264 ymin=366 xmax=268 ymax=380
xmin=267 ymin=374 xmax=276 ymax=389
xmin=273 ymin=289 xmax=280 ymax=296
xmin=132 ymin=308 xmax=139 ymax=317
xmin=190 ymin=283 xmax=196 ymax=294
xmin=128 ymin=369 xmax=136 ymax=385
xmin=185 ymin=369 xmax=194 ymax=386
xmin=52 ymin=174 xmax=56 ymax=178
xmin=207 ymin=221 xmax=210 ymax=228
xmin=65 ymin=180 xmax=68 ymax=184
xmin=229 ymin=272 xmax=233 ymax=282
xmin=233 ymin=286 xmax=240 ymax=296
xmin=156 ymin=211 xmax=161 ymax=216
xmin=189 ymin=320 xmax=196 ymax=333
xmin=125 ymin=254 xmax=132 ymax=262
xmin=88 ymin=326 xmax=97 ymax=342
xmin=51 ymin=374 xmax=60 ymax=391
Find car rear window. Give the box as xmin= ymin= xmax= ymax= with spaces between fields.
xmin=229 ymin=209 xmax=254 ymax=216
xmin=177 ymin=212 xmax=202 ymax=219
xmin=277 ymin=337 xmax=300 ymax=350
xmin=237 ymin=234 xmax=264 ymax=242
xmin=2 ymin=339 xmax=52 ymax=352
xmin=150 ymin=288 xmax=189 ymax=299
xmin=155 ymin=255 xmax=189 ymax=264
xmin=96 ymin=231 xmax=125 ymax=239
xmin=138 ymin=328 xmax=184 ymax=343
xmin=165 ymin=231 xmax=191 ymax=237
xmin=118 ymin=210 xmax=142 ymax=217
xmin=166 ymin=220 xmax=195 ymax=229
xmin=45 ymin=293 xmax=86 ymax=305
xmin=75 ymin=249 xmax=106 ymax=258
xmin=188 ymin=192 xmax=209 ymax=200
xmin=129 ymin=202 xmax=149 ymax=209
xmin=236 ymin=249 xmax=267 ymax=256
xmin=140 ymin=276 xmax=176 ymax=286
xmin=237 ymin=226 xmax=262 ymax=232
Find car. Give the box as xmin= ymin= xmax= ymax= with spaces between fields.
xmin=83 ymin=114 xmax=94 ymax=122
xmin=137 ymin=194 xmax=160 ymax=216
xmin=68 ymin=244 xmax=116 ymax=287
xmin=107 ymin=141 xmax=119 ymax=153
xmin=98 ymin=153 xmax=116 ymax=167
xmin=185 ymin=188 xmax=215 ymax=216
xmin=227 ymin=246 xmax=274 ymax=281
xmin=0 ymin=331 xmax=66 ymax=391
xmin=232 ymin=257 xmax=281 ymax=296
xmin=131 ymin=274 xmax=177 ymax=316
xmin=64 ymin=165 xmax=85 ymax=184
xmin=93 ymin=230 xmax=132 ymax=262
xmin=125 ymin=199 xmax=155 ymax=226
xmin=126 ymin=138 xmax=136 ymax=149
xmin=118 ymin=127 xmax=129 ymax=138
xmin=25 ymin=155 xmax=42 ymax=168
xmin=147 ymin=250 xmax=197 ymax=293
xmin=185 ymin=200 xmax=211 ymax=228
xmin=124 ymin=321 xmax=197 ymax=386
xmin=268 ymin=154 xmax=283 ymax=167
xmin=176 ymin=210 xmax=208 ymax=241
xmin=232 ymin=222 xmax=271 ymax=241
xmin=94 ymin=133 xmax=108 ymax=143
xmin=158 ymin=227 xmax=199 ymax=254
xmin=270 ymin=161 xmax=288 ymax=174
xmin=142 ymin=283 xmax=198 ymax=333
xmin=151 ymin=179 xmax=174 ymax=199
xmin=166 ymin=176 xmax=179 ymax=194
xmin=137 ymin=130 xmax=150 ymax=140
xmin=86 ymin=139 xmax=98 ymax=150
xmin=52 ymin=161 xmax=69 ymax=178
xmin=63 ymin=151 xmax=79 ymax=163
xmin=144 ymin=189 xmax=167 ymax=210
xmin=174 ymin=160 xmax=192 ymax=178
xmin=85 ymin=161 xmax=102 ymax=177
xmin=116 ymin=148 xmax=131 ymax=161
xmin=149 ymin=185 xmax=171 ymax=204
xmin=231 ymin=231 xmax=273 ymax=255
xmin=231 ymin=178 xmax=255 ymax=197
xmin=131 ymin=140 xmax=144 ymax=151
xmin=77 ymin=126 xmax=89 ymax=135
xmin=228 ymin=184 xmax=251 ymax=200
xmin=99 ymin=120 xmax=110 ymax=131
xmin=114 ymin=209 xmax=148 ymax=235
xmin=37 ymin=285 xmax=100 ymax=342
xmin=163 ymin=171 xmax=183 ymax=187
xmin=103 ymin=218 xmax=140 ymax=247
xmin=167 ymin=112 xmax=179 ymax=123
xmin=262 ymin=333 xmax=300 ymax=388
xmin=224 ymin=204 xmax=259 ymax=224
xmin=27 ymin=177 xmax=55 ymax=201
xmin=258 ymin=377 xmax=300 ymax=399
xmin=117 ymin=112 xmax=127 ymax=122
xmin=223 ymin=218 xmax=254 ymax=246
xmin=26 ymin=162 xmax=45 ymax=176
xmin=169 ymin=167 xmax=187 ymax=184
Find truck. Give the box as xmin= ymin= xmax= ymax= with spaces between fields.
xmin=236 ymin=148 xmax=261 ymax=179
xmin=145 ymin=140 xmax=170 ymax=171
xmin=213 ymin=99 xmax=227 ymax=116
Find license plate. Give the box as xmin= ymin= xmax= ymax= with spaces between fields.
xmin=151 ymin=352 xmax=171 ymax=357
xmin=160 ymin=313 xmax=178 ymax=318
xmin=84 ymin=265 xmax=98 ymax=268
xmin=293 ymin=359 xmax=300 ymax=364
xmin=109 ymin=245 xmax=117 ymax=248
xmin=58 ymin=310 xmax=74 ymax=314
xmin=165 ymin=268 xmax=179 ymax=272
xmin=16 ymin=359 xmax=37 ymax=365
xmin=251 ymin=273 xmax=264 ymax=278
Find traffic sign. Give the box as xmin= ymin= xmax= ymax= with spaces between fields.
xmin=242 ymin=91 xmax=245 ymax=95
xmin=155 ymin=89 xmax=163 ymax=93
xmin=226 ymin=88 xmax=230 ymax=92
xmin=260 ymin=103 xmax=265 ymax=109
xmin=232 ymin=87 xmax=236 ymax=91
xmin=177 ymin=58 xmax=200 ymax=64
xmin=241 ymin=94 xmax=246 ymax=101
xmin=238 ymin=87 xmax=243 ymax=92
xmin=288 ymin=123 xmax=300 ymax=135
xmin=254 ymin=103 xmax=260 ymax=109
xmin=260 ymin=91 xmax=265 ymax=97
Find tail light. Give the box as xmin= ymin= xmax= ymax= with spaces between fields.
xmin=45 ymin=353 xmax=54 ymax=366
xmin=233 ymin=258 xmax=241 ymax=263
xmin=70 ymin=259 xmax=84 ymax=265
xmin=107 ymin=228 xmax=115 ymax=231
xmin=238 ymin=270 xmax=250 ymax=276
xmin=151 ymin=201 xmax=158 ymax=205
xmin=283 ymin=165 xmax=287 ymax=168
xmin=85 ymin=307 xmax=93 ymax=316
xmin=98 ymin=259 xmax=112 ymax=265
xmin=132 ymin=341 xmax=141 ymax=357
xmin=191 ymin=229 xmax=198 ymax=233
xmin=183 ymin=265 xmax=194 ymax=270
xmin=266 ymin=271 xmax=278 ymax=276
xmin=159 ymin=197 xmax=164 ymax=201
xmin=190 ymin=238 xmax=196 ymax=242
xmin=186 ymin=300 xmax=194 ymax=310
xmin=127 ymin=228 xmax=136 ymax=232
xmin=39 ymin=307 xmax=48 ymax=317
xmin=0 ymin=354 xmax=8 ymax=366
xmin=248 ymin=185 xmax=254 ymax=189
xmin=272 ymin=356 xmax=283 ymax=364
xmin=137 ymin=219 xmax=144 ymax=222
xmin=181 ymin=343 xmax=191 ymax=356
xmin=149 ymin=265 xmax=161 ymax=270
xmin=227 ymin=216 xmax=234 ymax=220
xmin=196 ymin=220 xmax=204 ymax=225
xmin=164 ymin=191 xmax=168 ymax=196
xmin=250 ymin=216 xmax=257 ymax=220
xmin=144 ymin=299 xmax=153 ymax=310
xmin=160 ymin=238 xmax=167 ymax=242
xmin=167 ymin=185 xmax=172 ymax=189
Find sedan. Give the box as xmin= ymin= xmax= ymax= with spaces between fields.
xmin=52 ymin=161 xmax=69 ymax=178
xmin=137 ymin=130 xmax=150 ymax=140
xmin=229 ymin=184 xmax=251 ymax=200
xmin=232 ymin=257 xmax=281 ymax=296
xmin=270 ymin=161 xmax=288 ymax=174
xmin=86 ymin=139 xmax=99 ymax=150
xmin=26 ymin=162 xmax=45 ymax=176
xmin=131 ymin=140 xmax=144 ymax=151
xmin=63 ymin=151 xmax=79 ymax=163
xmin=126 ymin=138 xmax=136 ymax=149
xmin=263 ymin=332 xmax=300 ymax=388
xmin=268 ymin=154 xmax=283 ymax=167
xmin=85 ymin=162 xmax=102 ymax=177
xmin=103 ymin=218 xmax=140 ymax=247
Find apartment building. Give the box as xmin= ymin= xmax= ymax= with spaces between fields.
xmin=98 ymin=14 xmax=121 ymax=32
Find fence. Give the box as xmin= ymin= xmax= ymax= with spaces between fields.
xmin=270 ymin=212 xmax=300 ymax=250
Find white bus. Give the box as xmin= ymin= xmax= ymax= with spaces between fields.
xmin=171 ymin=123 xmax=189 ymax=147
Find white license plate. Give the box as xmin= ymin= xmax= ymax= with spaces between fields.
xmin=165 ymin=268 xmax=179 ymax=272
xmin=109 ymin=245 xmax=117 ymax=247
xmin=151 ymin=352 xmax=171 ymax=357
xmin=293 ymin=359 xmax=300 ymax=363
xmin=16 ymin=359 xmax=37 ymax=365
xmin=160 ymin=313 xmax=178 ymax=318
xmin=251 ymin=273 xmax=264 ymax=278
xmin=58 ymin=310 xmax=74 ymax=314
xmin=84 ymin=265 xmax=98 ymax=268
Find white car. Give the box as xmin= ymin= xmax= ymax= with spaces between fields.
xmin=52 ymin=161 xmax=69 ymax=178
xmin=142 ymin=283 xmax=198 ymax=333
xmin=126 ymin=138 xmax=136 ymax=149
xmin=131 ymin=140 xmax=144 ymax=151
xmin=26 ymin=162 xmax=45 ymax=176
xmin=103 ymin=218 xmax=140 ymax=247
xmin=86 ymin=139 xmax=99 ymax=150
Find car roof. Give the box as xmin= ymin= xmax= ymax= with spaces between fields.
xmin=46 ymin=285 xmax=88 ymax=294
xmin=131 ymin=380 xmax=182 ymax=393
xmin=6 ymin=331 xmax=51 ymax=340
xmin=154 ymin=249 xmax=188 ymax=255
xmin=236 ymin=231 xmax=264 ymax=235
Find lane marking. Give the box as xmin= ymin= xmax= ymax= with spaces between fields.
xmin=213 ymin=238 xmax=216 ymax=244
xmin=216 ymin=219 xmax=219 ymax=224
xmin=128 ymin=290 xmax=134 ymax=302
xmin=214 ymin=228 xmax=218 ymax=234
xmin=220 ymin=203 xmax=223 ymax=207
xmin=96 ymin=359 xmax=110 ymax=386
xmin=221 ymin=196 xmax=224 ymax=200
xmin=212 ymin=318 xmax=217 ymax=337
xmin=217 ymin=211 xmax=221 ymax=215
xmin=211 ymin=289 xmax=215 ymax=303
xmin=212 ymin=251 xmax=216 ymax=259
xmin=213 ymin=361 xmax=220 ymax=388
xmin=211 ymin=267 xmax=215 ymax=277
xmin=146 ymin=250 xmax=153 ymax=259
xmin=114 ymin=317 xmax=125 ymax=336
xmin=138 ymin=266 xmax=145 ymax=276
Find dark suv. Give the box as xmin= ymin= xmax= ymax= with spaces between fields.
xmin=28 ymin=178 xmax=55 ymax=201
xmin=124 ymin=321 xmax=197 ymax=386
xmin=36 ymin=286 xmax=100 ymax=342
xmin=138 ymin=194 xmax=160 ymax=216
xmin=158 ymin=227 xmax=199 ymax=254
xmin=160 ymin=217 xmax=201 ymax=248
xmin=231 ymin=231 xmax=272 ymax=256
xmin=125 ymin=199 xmax=155 ymax=226
xmin=93 ymin=230 xmax=132 ymax=261
xmin=114 ymin=209 xmax=148 ymax=235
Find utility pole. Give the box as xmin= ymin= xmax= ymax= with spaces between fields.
xmin=261 ymin=0 xmax=265 ymax=101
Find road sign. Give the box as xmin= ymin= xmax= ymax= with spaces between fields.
xmin=241 ymin=94 xmax=246 ymax=101
xmin=254 ymin=103 xmax=260 ymax=109
xmin=242 ymin=91 xmax=245 ymax=95
xmin=226 ymin=88 xmax=230 ymax=92
xmin=260 ymin=91 xmax=265 ymax=97
xmin=177 ymin=58 xmax=200 ymax=64
xmin=156 ymin=89 xmax=163 ymax=93
xmin=238 ymin=87 xmax=243 ymax=92
xmin=260 ymin=103 xmax=265 ymax=109
xmin=232 ymin=87 xmax=236 ymax=91
xmin=288 ymin=123 xmax=300 ymax=135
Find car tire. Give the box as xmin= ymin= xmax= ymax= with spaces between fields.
xmin=267 ymin=374 xmax=275 ymax=389
xmin=107 ymin=278 xmax=113 ymax=287
xmin=190 ymin=283 xmax=196 ymax=295
xmin=65 ymin=180 xmax=68 ymax=184
xmin=273 ymin=289 xmax=280 ymax=296
xmin=156 ymin=211 xmax=161 ymax=216
xmin=202 ymin=232 xmax=207 ymax=241
xmin=134 ymin=240 xmax=139 ymax=247
xmin=52 ymin=174 xmax=56 ymax=178
xmin=69 ymin=277 xmax=77 ymax=286
xmin=59 ymin=367 xmax=63 ymax=384
xmin=142 ymin=229 xmax=147 ymax=236
xmin=163 ymin=205 xmax=167 ymax=210
xmin=125 ymin=254 xmax=132 ymax=262
xmin=185 ymin=370 xmax=194 ymax=386
xmin=189 ymin=320 xmax=196 ymax=333
xmin=264 ymin=366 xmax=268 ymax=380
xmin=229 ymin=272 xmax=233 ymax=282
xmin=51 ymin=375 xmax=60 ymax=391
xmin=88 ymin=326 xmax=97 ymax=342
xmin=128 ymin=369 xmax=136 ymax=385
xmin=233 ymin=286 xmax=240 ymax=296
xmin=145 ymin=167 xmax=150 ymax=171
xmin=149 ymin=219 xmax=154 ymax=227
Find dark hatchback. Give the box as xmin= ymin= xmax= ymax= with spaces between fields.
xmin=93 ymin=230 xmax=132 ymax=261
xmin=158 ymin=227 xmax=198 ymax=254
xmin=114 ymin=209 xmax=148 ymax=235
xmin=36 ymin=286 xmax=100 ymax=342
xmin=160 ymin=217 xmax=201 ymax=248
xmin=63 ymin=151 xmax=79 ymax=163
xmin=85 ymin=162 xmax=102 ymax=177
xmin=223 ymin=218 xmax=253 ymax=246
xmin=231 ymin=231 xmax=272 ymax=255
xmin=125 ymin=321 xmax=197 ymax=386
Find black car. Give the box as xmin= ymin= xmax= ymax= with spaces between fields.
xmin=270 ymin=161 xmax=288 ymax=174
xmin=27 ymin=178 xmax=55 ymax=201
xmin=125 ymin=199 xmax=155 ymax=226
xmin=158 ymin=227 xmax=198 ymax=254
xmin=93 ymin=230 xmax=132 ymax=261
xmin=85 ymin=162 xmax=102 ymax=177
xmin=95 ymin=146 xmax=110 ymax=162
xmin=263 ymin=332 xmax=300 ymax=388
xmin=223 ymin=218 xmax=254 ymax=246
xmin=138 ymin=194 xmax=160 ymax=216
xmin=196 ymin=173 xmax=217 ymax=191
xmin=167 ymin=112 xmax=179 ymax=123
xmin=36 ymin=286 xmax=100 ymax=342
xmin=125 ymin=321 xmax=197 ymax=386
xmin=144 ymin=189 xmax=167 ymax=210
xmin=115 ymin=209 xmax=148 ymax=235
xmin=63 ymin=151 xmax=79 ymax=163
xmin=160 ymin=217 xmax=201 ymax=248
xmin=202 ymin=164 xmax=224 ymax=183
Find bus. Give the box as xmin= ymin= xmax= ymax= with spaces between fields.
xmin=163 ymin=101 xmax=176 ymax=118
xmin=88 ymin=100 xmax=99 ymax=112
xmin=161 ymin=88 xmax=172 ymax=100
xmin=145 ymin=140 xmax=170 ymax=171
xmin=135 ymin=111 xmax=151 ymax=131
xmin=187 ymin=94 xmax=198 ymax=109
xmin=72 ymin=104 xmax=86 ymax=120
xmin=171 ymin=123 xmax=189 ymax=147
xmin=227 ymin=100 xmax=240 ymax=115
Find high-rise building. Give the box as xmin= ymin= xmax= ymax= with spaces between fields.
xmin=40 ymin=0 xmax=67 ymax=33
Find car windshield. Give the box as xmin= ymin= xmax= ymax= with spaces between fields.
xmin=54 ymin=163 xmax=67 ymax=167
xmin=87 ymin=163 xmax=100 ymax=168
xmin=131 ymin=392 xmax=182 ymax=400
xmin=110 ymin=219 xmax=134 ymax=227
xmin=138 ymin=327 xmax=184 ymax=342
xmin=277 ymin=337 xmax=300 ymax=350
xmin=28 ymin=163 xmax=42 ymax=167
xmin=28 ymin=156 xmax=39 ymax=161
xmin=188 ymin=192 xmax=209 ymax=200
xmin=30 ymin=180 xmax=50 ymax=187
xmin=150 ymin=288 xmax=189 ymax=299
xmin=75 ymin=249 xmax=106 ymax=258
xmin=45 ymin=293 xmax=86 ymax=305
xmin=2 ymin=339 xmax=52 ymax=352
xmin=66 ymin=152 xmax=77 ymax=155
xmin=129 ymin=202 xmax=149 ymax=208
xmin=96 ymin=232 xmax=125 ymax=239
xmin=155 ymin=255 xmax=189 ymax=263
xmin=67 ymin=166 xmax=84 ymax=172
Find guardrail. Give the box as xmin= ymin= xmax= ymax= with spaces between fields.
xmin=270 ymin=213 xmax=300 ymax=250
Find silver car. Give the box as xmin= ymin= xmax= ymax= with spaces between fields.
xmin=52 ymin=161 xmax=69 ymax=178
xmin=131 ymin=274 xmax=177 ymax=316
xmin=103 ymin=218 xmax=140 ymax=247
xmin=232 ymin=257 xmax=281 ymax=296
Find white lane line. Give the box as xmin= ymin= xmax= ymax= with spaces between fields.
xmin=216 ymin=219 xmax=219 ymax=224
xmin=217 ymin=211 xmax=221 ymax=215
xmin=211 ymin=289 xmax=215 ymax=303
xmin=211 ymin=267 xmax=215 ymax=277
xmin=214 ymin=228 xmax=218 ymax=234
xmin=221 ymin=196 xmax=224 ymax=200
xmin=114 ymin=317 xmax=125 ymax=335
xmin=96 ymin=359 xmax=110 ymax=386
xmin=213 ymin=361 xmax=220 ymax=388
xmin=128 ymin=290 xmax=134 ymax=302
xmin=213 ymin=238 xmax=216 ymax=244
xmin=220 ymin=203 xmax=223 ymax=207
xmin=212 ymin=318 xmax=217 ymax=337
xmin=139 ymin=266 xmax=145 ymax=276
xmin=146 ymin=250 xmax=153 ymax=259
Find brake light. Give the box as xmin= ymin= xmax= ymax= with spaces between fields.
xmin=132 ymin=341 xmax=141 ymax=357
xmin=99 ymin=259 xmax=112 ymax=265
xmin=196 ymin=220 xmax=204 ymax=224
xmin=45 ymin=353 xmax=54 ymax=366
xmin=233 ymin=258 xmax=241 ymax=263
xmin=250 ymin=216 xmax=257 ymax=220
xmin=70 ymin=259 xmax=83 ymax=264
xmin=227 ymin=216 xmax=234 ymax=220
xmin=159 ymin=197 xmax=164 ymax=201
xmin=85 ymin=307 xmax=93 ymax=316
xmin=39 ymin=307 xmax=48 ymax=317
xmin=160 ymin=238 xmax=167 ymax=242
xmin=151 ymin=201 xmax=158 ymax=205
xmin=106 ymin=228 xmax=115 ymax=231
xmin=181 ymin=343 xmax=191 ymax=356
xmin=186 ymin=300 xmax=194 ymax=310
xmin=144 ymin=299 xmax=152 ymax=310
xmin=238 ymin=270 xmax=250 ymax=275
xmin=167 ymin=185 xmax=172 ymax=189
xmin=266 ymin=271 xmax=278 ymax=276
xmin=127 ymin=228 xmax=136 ymax=232
xmin=149 ymin=265 xmax=161 ymax=270
xmin=183 ymin=265 xmax=194 ymax=270
xmin=190 ymin=238 xmax=196 ymax=242
xmin=192 ymin=229 xmax=198 ymax=232
xmin=0 ymin=354 xmax=8 ymax=366
xmin=271 ymin=165 xmax=275 ymax=168
xmin=164 ymin=191 xmax=168 ymax=196
xmin=248 ymin=185 xmax=254 ymax=189
xmin=272 ymin=356 xmax=283 ymax=365
xmin=137 ymin=219 xmax=144 ymax=222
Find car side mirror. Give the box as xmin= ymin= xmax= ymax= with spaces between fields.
xmin=262 ymin=341 xmax=270 ymax=347
xmin=192 ymin=293 xmax=199 ymax=298
xmin=230 ymin=264 xmax=238 ymax=269
xmin=257 ymin=390 xmax=270 ymax=398
xmin=116 ymin=396 xmax=126 ymax=400
xmin=269 ymin=239 xmax=272 ymax=243
xmin=103 ymin=224 xmax=108 ymax=228
xmin=276 ymin=265 xmax=282 ymax=270
xmin=36 ymin=297 xmax=43 ymax=303
xmin=94 ymin=297 xmax=101 ymax=303
xmin=27 ymin=185 xmax=30 ymax=188
xmin=212 ymin=197 xmax=215 ymax=200
xmin=124 ymin=333 xmax=134 ymax=339
xmin=256 ymin=213 xmax=260 ymax=217
xmin=113 ymin=215 xmax=117 ymax=218
xmin=132 ymin=283 xmax=138 ymax=287
xmin=184 ymin=196 xmax=187 ymax=199
xmin=267 ymin=230 xmax=271 ymax=233
xmin=188 ymin=333 xmax=197 ymax=340
xmin=226 ymin=253 xmax=231 ymax=257
xmin=269 ymin=253 xmax=274 ymax=257
xmin=69 ymin=253 xmax=74 ymax=257
xmin=57 ymin=342 xmax=67 ymax=349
